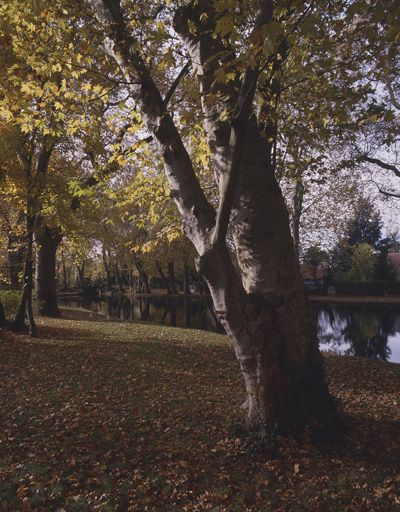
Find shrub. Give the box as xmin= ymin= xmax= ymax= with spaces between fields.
xmin=0 ymin=290 xmax=20 ymax=320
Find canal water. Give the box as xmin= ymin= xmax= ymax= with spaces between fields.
xmin=59 ymin=297 xmax=400 ymax=364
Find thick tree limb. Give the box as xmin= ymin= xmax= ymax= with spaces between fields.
xmin=362 ymin=155 xmax=400 ymax=178
xmin=85 ymin=0 xmax=216 ymax=250
xmin=386 ymin=81 xmax=400 ymax=111
xmin=163 ymin=61 xmax=191 ymax=107
xmin=378 ymin=187 xmax=400 ymax=199
xmin=173 ymin=1 xmax=239 ymax=184
xmin=212 ymin=0 xmax=273 ymax=244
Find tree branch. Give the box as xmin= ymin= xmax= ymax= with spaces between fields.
xmin=84 ymin=0 xmax=216 ymax=249
xmin=163 ymin=61 xmax=191 ymax=107
xmin=212 ymin=0 xmax=273 ymax=244
xmin=361 ymin=155 xmax=400 ymax=178
xmin=386 ymin=81 xmax=400 ymax=111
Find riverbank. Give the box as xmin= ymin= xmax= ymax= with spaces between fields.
xmin=57 ymin=288 xmax=400 ymax=306
xmin=309 ymin=294 xmax=400 ymax=305
xmin=0 ymin=318 xmax=399 ymax=511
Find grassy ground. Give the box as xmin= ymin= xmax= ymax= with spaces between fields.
xmin=0 ymin=317 xmax=399 ymax=512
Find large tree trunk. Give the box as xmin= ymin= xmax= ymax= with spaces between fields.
xmin=35 ymin=221 xmax=62 ymax=317
xmin=197 ymin=121 xmax=333 ymax=431
xmin=86 ymin=0 xmax=335 ymax=435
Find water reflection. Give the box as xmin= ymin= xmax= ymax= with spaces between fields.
xmin=59 ymin=297 xmax=400 ymax=363
xmin=317 ymin=304 xmax=399 ymax=362
xmin=61 ymin=296 xmax=225 ymax=334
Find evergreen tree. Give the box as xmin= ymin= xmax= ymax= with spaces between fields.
xmin=345 ymin=197 xmax=382 ymax=249
xmin=330 ymin=196 xmax=397 ymax=282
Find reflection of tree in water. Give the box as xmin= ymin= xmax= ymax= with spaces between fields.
xmin=316 ymin=305 xmax=397 ymax=361
xmin=104 ymin=296 xmax=224 ymax=332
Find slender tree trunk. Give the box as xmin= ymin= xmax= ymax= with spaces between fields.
xmin=114 ymin=262 xmax=124 ymax=292
xmin=102 ymin=245 xmax=112 ymax=291
xmin=184 ymin=297 xmax=191 ymax=327
xmin=292 ymin=174 xmax=304 ymax=259
xmin=167 ymin=260 xmax=178 ymax=294
xmin=35 ymin=221 xmax=62 ymax=317
xmin=155 ymin=260 xmax=171 ymax=294
xmin=7 ymin=214 xmax=25 ymax=288
xmin=13 ymin=210 xmax=36 ymax=337
xmin=0 ymin=301 xmax=5 ymax=327
xmin=183 ymin=262 xmax=190 ymax=296
xmin=77 ymin=263 xmax=85 ymax=291
xmin=61 ymin=249 xmax=68 ymax=290
xmin=142 ymin=271 xmax=151 ymax=294
xmin=133 ymin=255 xmax=151 ymax=294
xmin=139 ymin=298 xmax=150 ymax=320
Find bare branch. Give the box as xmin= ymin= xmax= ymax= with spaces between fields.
xmin=163 ymin=61 xmax=191 ymax=107
xmin=386 ymin=81 xmax=400 ymax=111
xmin=361 ymin=155 xmax=400 ymax=178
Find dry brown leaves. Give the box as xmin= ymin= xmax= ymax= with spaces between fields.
xmin=0 ymin=317 xmax=399 ymax=511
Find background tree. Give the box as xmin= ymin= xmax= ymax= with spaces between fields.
xmin=303 ymin=245 xmax=328 ymax=287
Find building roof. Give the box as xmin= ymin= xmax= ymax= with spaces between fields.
xmin=388 ymin=253 xmax=400 ymax=268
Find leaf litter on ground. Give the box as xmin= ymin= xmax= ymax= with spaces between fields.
xmin=0 ymin=315 xmax=399 ymax=511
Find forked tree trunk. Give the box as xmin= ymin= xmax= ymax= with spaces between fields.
xmin=35 ymin=222 xmax=62 ymax=317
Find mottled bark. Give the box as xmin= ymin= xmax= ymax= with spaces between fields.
xmin=87 ymin=0 xmax=335 ymax=433
xmin=35 ymin=221 xmax=62 ymax=317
